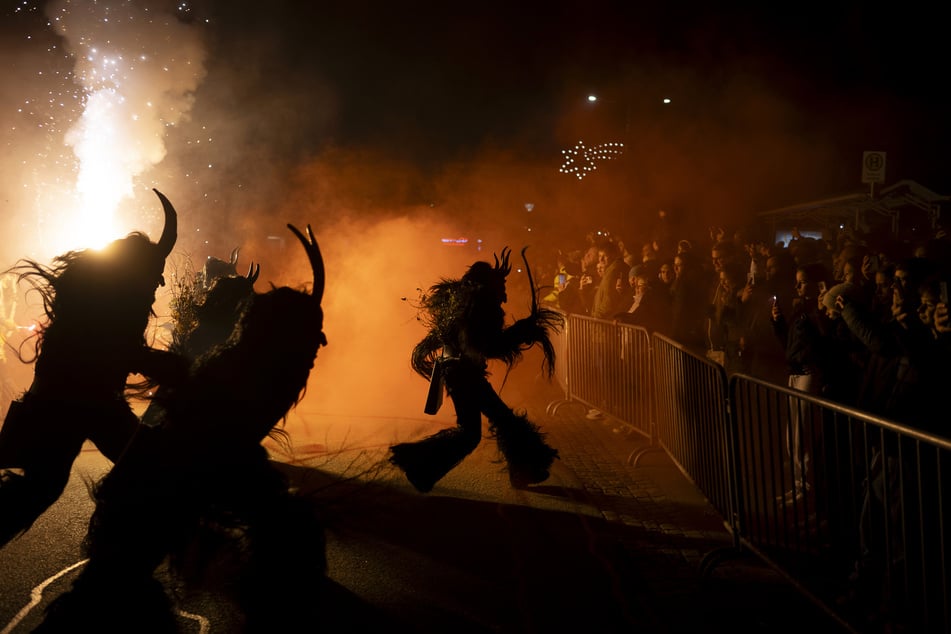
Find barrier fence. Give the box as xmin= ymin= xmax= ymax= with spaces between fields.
xmin=547 ymin=315 xmax=654 ymax=442
xmin=549 ymin=311 xmax=950 ymax=633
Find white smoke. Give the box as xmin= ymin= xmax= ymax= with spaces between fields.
xmin=45 ymin=0 xmax=206 ymax=249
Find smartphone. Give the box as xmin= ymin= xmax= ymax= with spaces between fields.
xmin=940 ymin=281 xmax=949 ymax=305
xmin=557 ymin=274 xmax=567 ymax=286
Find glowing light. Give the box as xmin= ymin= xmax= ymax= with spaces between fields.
xmin=441 ymin=238 xmax=469 ymax=246
xmin=10 ymin=0 xmax=208 ymax=256
xmin=559 ymin=141 xmax=624 ymax=180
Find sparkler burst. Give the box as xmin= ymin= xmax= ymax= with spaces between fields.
xmin=8 ymin=0 xmax=208 ymax=256
xmin=558 ymin=141 xmax=624 ymax=180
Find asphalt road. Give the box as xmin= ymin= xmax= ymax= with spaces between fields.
xmin=0 ymin=440 xmax=646 ymax=633
xmin=0 ymin=377 xmax=851 ymax=633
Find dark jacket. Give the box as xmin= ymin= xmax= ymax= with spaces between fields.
xmin=841 ymin=300 xmax=948 ymax=431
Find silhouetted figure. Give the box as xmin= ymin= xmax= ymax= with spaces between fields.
xmin=0 ymin=189 xmax=184 ymax=547
xmin=389 ymin=247 xmax=563 ymax=491
xmin=140 ymin=249 xmax=260 ymax=427
xmin=37 ymin=224 xmax=329 ymax=633
xmin=201 ymin=246 xmax=242 ymax=289
xmin=181 ymin=248 xmax=260 ymax=361
xmin=178 ymin=263 xmax=261 ymax=360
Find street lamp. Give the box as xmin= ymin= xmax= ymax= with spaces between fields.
xmin=558 ymin=94 xmax=626 ymax=180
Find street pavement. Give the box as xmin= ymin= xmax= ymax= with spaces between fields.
xmin=0 ymin=372 xmax=853 ymax=633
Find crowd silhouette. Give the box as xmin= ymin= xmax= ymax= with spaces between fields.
xmin=541 ymin=217 xmax=951 ymax=629
xmin=542 ymin=220 xmax=951 ymax=436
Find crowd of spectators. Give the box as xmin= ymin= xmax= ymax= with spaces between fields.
xmin=541 ymin=221 xmax=951 ymax=436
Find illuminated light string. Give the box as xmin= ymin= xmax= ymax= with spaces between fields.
xmin=559 ymin=141 xmax=624 ymax=180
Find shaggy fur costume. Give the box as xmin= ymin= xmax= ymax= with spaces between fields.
xmin=390 ymin=247 xmax=563 ymax=492
xmin=37 ymin=224 xmax=328 ymax=632
xmin=0 ymin=190 xmax=183 ymax=547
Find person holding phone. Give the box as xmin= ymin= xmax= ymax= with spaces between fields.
xmin=770 ymin=262 xmax=837 ymax=504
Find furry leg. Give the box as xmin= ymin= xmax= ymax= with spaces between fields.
xmin=390 ymin=374 xmax=484 ymax=493
xmin=482 ymin=389 xmax=558 ymax=487
xmin=390 ymin=426 xmax=481 ymax=493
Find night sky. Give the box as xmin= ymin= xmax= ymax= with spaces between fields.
xmin=2 ymin=0 xmax=950 ymax=259
xmin=194 ymin=1 xmax=950 ymax=182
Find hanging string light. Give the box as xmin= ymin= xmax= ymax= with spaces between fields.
xmin=558 ymin=141 xmax=624 ymax=180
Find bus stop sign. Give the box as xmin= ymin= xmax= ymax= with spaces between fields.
xmin=862 ymin=151 xmax=886 ymax=184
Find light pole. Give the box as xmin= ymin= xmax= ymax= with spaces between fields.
xmin=585 ymin=93 xmax=631 ymax=139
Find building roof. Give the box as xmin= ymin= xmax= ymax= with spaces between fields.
xmin=757 ymin=180 xmax=949 ymax=236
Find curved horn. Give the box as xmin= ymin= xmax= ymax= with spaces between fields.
xmin=287 ymin=223 xmax=324 ymax=302
xmin=246 ymin=261 xmax=260 ymax=284
xmin=230 ymin=247 xmax=240 ymax=266
xmin=521 ymin=246 xmax=538 ymax=314
xmin=495 ymin=247 xmax=512 ymax=277
xmin=152 ymin=189 xmax=177 ymax=257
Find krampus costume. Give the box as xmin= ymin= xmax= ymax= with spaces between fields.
xmin=140 ymin=248 xmax=260 ymax=427
xmin=0 ymin=190 xmax=184 ymax=547
xmin=390 ymin=247 xmax=563 ymax=492
xmin=36 ymin=224 xmax=328 ymax=633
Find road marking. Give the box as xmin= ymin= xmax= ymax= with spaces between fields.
xmin=1 ymin=559 xmax=88 ymax=634
xmin=2 ymin=559 xmax=211 ymax=633
xmin=177 ymin=609 xmax=210 ymax=633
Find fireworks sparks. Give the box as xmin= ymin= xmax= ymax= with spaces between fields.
xmin=6 ymin=0 xmax=208 ymax=256
xmin=558 ymin=141 xmax=624 ymax=180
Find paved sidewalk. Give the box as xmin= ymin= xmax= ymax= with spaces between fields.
xmin=525 ymin=391 xmax=853 ymax=633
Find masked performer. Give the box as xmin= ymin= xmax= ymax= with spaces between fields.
xmin=390 ymin=247 xmax=563 ymax=492
xmin=37 ymin=224 xmax=328 ymax=633
xmin=0 ymin=190 xmax=185 ymax=547
xmin=140 ymin=248 xmax=259 ymax=427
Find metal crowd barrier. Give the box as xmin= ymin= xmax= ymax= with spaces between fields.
xmin=730 ymin=374 xmax=950 ymax=633
xmin=546 ymin=314 xmax=653 ymax=443
xmin=649 ymin=333 xmax=736 ymax=534
xmin=545 ymin=309 xmax=570 ymax=407
xmin=548 ymin=314 xmax=950 ymax=633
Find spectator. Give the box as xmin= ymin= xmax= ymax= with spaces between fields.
xmin=669 ymin=250 xmax=708 ymax=351
xmin=614 ymin=266 xmax=639 ymax=313
xmin=590 ymin=239 xmax=626 ymax=320
xmin=741 ymin=254 xmax=791 ymax=385
xmin=770 ymin=261 xmax=834 ymax=503
xmin=657 ymin=259 xmax=675 ymax=292
xmin=571 ymin=244 xmax=600 ymax=315
xmin=836 ymin=273 xmax=951 ymax=621
xmin=614 ymin=268 xmax=669 ymax=334
xmin=816 ymin=283 xmax=865 ymax=405
xmin=869 ymin=263 xmax=895 ymax=323
xmin=836 ymin=270 xmax=938 ymax=427
xmin=706 ymin=262 xmax=750 ymax=373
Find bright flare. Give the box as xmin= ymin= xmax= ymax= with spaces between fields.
xmin=40 ymin=0 xmax=207 ymax=252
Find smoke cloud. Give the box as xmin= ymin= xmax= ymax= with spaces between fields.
xmin=2 ymin=2 xmax=945 ymax=449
